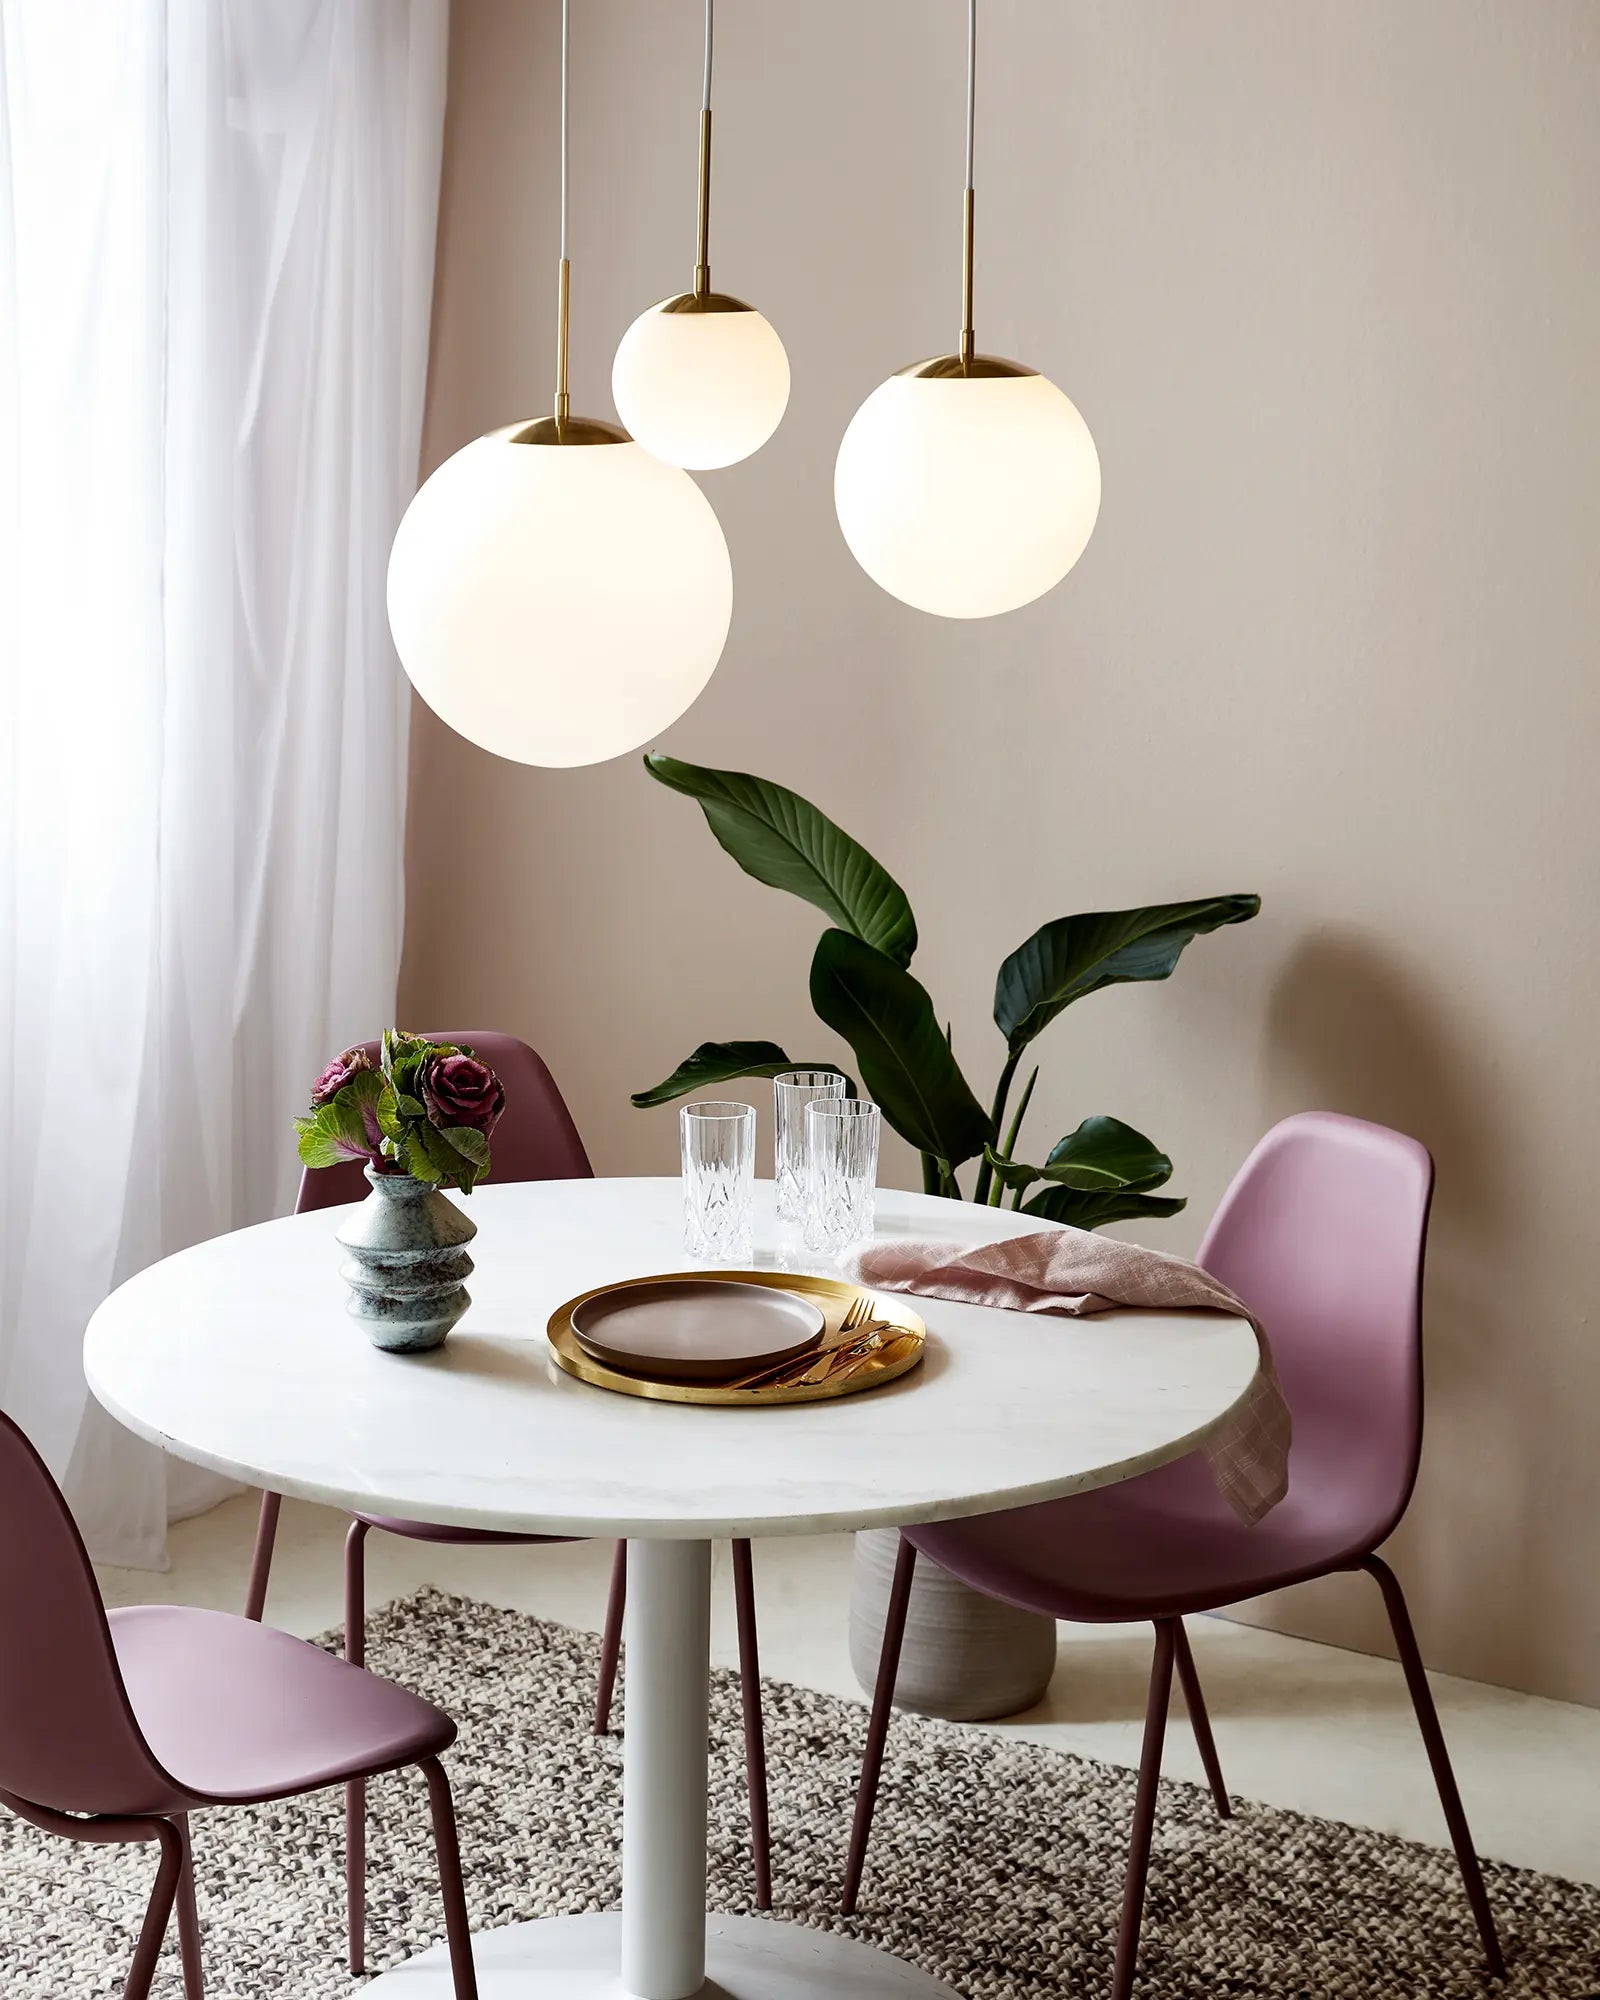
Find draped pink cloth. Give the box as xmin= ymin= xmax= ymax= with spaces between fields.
xmin=843 ymin=1228 xmax=1291 ymax=1525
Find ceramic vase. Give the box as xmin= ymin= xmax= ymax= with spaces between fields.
xmin=849 ymin=1526 xmax=1057 ymax=1720
xmin=334 ymin=1167 xmax=476 ymax=1353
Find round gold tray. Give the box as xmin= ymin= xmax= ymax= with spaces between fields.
xmin=546 ymin=1270 xmax=926 ymax=1407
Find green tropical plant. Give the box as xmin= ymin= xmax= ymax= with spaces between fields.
xmin=632 ymin=754 xmax=1260 ymax=1225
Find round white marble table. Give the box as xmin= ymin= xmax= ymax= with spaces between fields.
xmin=85 ymin=1177 xmax=1260 ymax=2000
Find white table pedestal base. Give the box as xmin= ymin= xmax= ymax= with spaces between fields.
xmin=358 ymin=1911 xmax=960 ymax=1998
xmin=359 ymin=1542 xmax=955 ymax=2000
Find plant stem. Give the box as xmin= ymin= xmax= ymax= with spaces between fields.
xmin=939 ymin=1164 xmax=962 ymax=1200
xmin=921 ymin=1151 xmax=941 ymax=1196
xmin=973 ymin=1051 xmax=1021 ymax=1206
xmin=1000 ymin=1065 xmax=1038 ymax=1162
xmin=985 ymin=1064 xmax=1040 ymax=1206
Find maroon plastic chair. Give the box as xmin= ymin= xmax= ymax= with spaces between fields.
xmin=244 ymin=1033 xmax=772 ymax=1970
xmin=842 ymin=1112 xmax=1503 ymax=1996
xmin=0 ymin=1409 xmax=479 ymax=2000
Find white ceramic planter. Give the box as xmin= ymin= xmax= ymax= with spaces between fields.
xmin=849 ymin=1526 xmax=1057 ymax=1721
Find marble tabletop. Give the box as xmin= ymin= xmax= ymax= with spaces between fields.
xmin=84 ymin=1177 xmax=1260 ymax=1541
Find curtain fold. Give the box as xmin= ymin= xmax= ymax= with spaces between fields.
xmin=0 ymin=0 xmax=448 ymax=1565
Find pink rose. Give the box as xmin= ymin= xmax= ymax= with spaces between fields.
xmin=311 ymin=1046 xmax=371 ymax=1107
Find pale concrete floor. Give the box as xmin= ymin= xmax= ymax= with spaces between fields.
xmin=96 ymin=1491 xmax=1600 ymax=1892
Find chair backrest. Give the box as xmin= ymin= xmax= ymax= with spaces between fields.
xmin=296 ymin=1030 xmax=593 ymax=1214
xmin=0 ymin=1412 xmax=172 ymax=1815
xmin=1197 ymin=1110 xmax=1434 ymax=1547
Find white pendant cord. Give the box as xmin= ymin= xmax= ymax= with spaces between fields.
xmin=965 ymin=0 xmax=976 ymax=196
xmin=702 ymin=0 xmax=714 ymax=114
xmin=554 ymin=0 xmax=572 ymax=422
xmin=560 ymin=0 xmax=570 ymax=263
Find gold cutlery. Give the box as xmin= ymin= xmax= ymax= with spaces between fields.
xmin=824 ymin=1331 xmax=920 ymax=1386
xmin=726 ymin=1295 xmax=884 ymax=1391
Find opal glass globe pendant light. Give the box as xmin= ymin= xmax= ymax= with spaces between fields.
xmin=612 ymin=0 xmax=790 ymax=470
xmin=834 ymin=0 xmax=1101 ymax=619
xmin=387 ymin=0 xmax=732 ymax=768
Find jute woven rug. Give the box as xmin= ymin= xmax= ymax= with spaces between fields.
xmin=2 ymin=1589 xmax=1596 ymax=1997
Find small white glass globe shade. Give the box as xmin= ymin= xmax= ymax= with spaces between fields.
xmin=834 ymin=365 xmax=1101 ymax=619
xmin=387 ymin=422 xmax=733 ymax=768
xmin=613 ymin=296 xmax=790 ymax=471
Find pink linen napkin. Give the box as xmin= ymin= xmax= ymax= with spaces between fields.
xmin=842 ymin=1228 xmax=1290 ymax=1525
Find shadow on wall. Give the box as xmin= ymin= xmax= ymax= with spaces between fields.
xmin=1226 ymin=927 xmax=1532 ymax=1692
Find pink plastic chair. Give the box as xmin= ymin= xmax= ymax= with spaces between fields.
xmin=841 ymin=1112 xmax=1503 ymax=1996
xmin=0 ymin=1409 xmax=479 ymax=1999
xmin=244 ymin=1033 xmax=771 ymax=1969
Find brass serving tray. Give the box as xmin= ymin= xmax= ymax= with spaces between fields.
xmin=546 ymin=1270 xmax=926 ymax=1407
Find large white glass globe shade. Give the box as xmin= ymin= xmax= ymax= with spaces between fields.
xmin=613 ymin=298 xmax=790 ymax=470
xmin=834 ymin=368 xmax=1101 ymax=618
xmin=387 ymin=425 xmax=733 ymax=768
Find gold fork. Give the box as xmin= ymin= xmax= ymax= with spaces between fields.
xmin=726 ymin=1293 xmax=877 ymax=1391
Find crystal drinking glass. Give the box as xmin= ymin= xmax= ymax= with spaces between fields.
xmin=772 ymin=1069 xmax=847 ymax=1222
xmin=803 ymin=1098 xmax=882 ymax=1254
xmin=681 ymin=1100 xmax=756 ymax=1262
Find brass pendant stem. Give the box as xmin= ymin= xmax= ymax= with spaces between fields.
xmin=694 ymin=107 xmax=713 ymax=298
xmin=960 ymin=0 xmax=977 ymax=371
xmin=960 ymin=187 xmax=975 ymax=370
xmin=554 ymin=256 xmax=571 ymax=429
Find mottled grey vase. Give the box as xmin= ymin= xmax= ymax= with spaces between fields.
xmin=850 ymin=1526 xmax=1057 ymax=1721
xmin=334 ymin=1167 xmax=476 ymax=1353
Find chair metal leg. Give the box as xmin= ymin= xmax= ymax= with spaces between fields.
xmin=731 ymin=1537 xmax=773 ymax=1910
xmin=124 ymin=1821 xmax=185 ymax=2000
xmin=593 ymin=1540 xmax=627 ymax=1735
xmin=174 ymin=1814 xmax=205 ymax=1999
xmin=420 ymin=1757 xmax=480 ymax=2000
xmin=1360 ymin=1555 xmax=1504 ymax=1977
xmin=1172 ymin=1619 xmax=1230 ymax=1819
xmin=840 ymin=1532 xmax=918 ymax=1916
xmin=1112 ymin=1620 xmax=1177 ymax=2000
xmin=345 ymin=1518 xmax=371 ymax=1976
xmin=243 ymin=1490 xmax=281 ymax=1622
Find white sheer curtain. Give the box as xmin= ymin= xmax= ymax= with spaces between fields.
xmin=0 ymin=0 xmax=447 ymax=1566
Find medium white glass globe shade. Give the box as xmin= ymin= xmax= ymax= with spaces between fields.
xmin=387 ymin=423 xmax=733 ymax=768
xmin=834 ymin=364 xmax=1101 ymax=619
xmin=613 ymin=296 xmax=790 ymax=470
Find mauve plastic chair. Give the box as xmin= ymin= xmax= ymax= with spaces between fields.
xmin=243 ymin=1033 xmax=772 ymax=1970
xmin=0 ymin=1409 xmax=478 ymax=2000
xmin=841 ymin=1111 xmax=1503 ymax=1997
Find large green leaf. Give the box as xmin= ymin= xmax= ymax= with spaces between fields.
xmin=645 ymin=754 xmax=918 ymax=967
xmin=808 ymin=929 xmax=991 ymax=1168
xmin=631 ymin=1041 xmax=846 ymax=1109
xmin=1020 ymin=1184 xmax=1188 ymax=1231
xmin=1043 ymin=1117 xmax=1175 ymax=1189
xmin=993 ymin=895 xmax=1261 ymax=1057
xmin=294 ymin=1069 xmax=392 ymax=1170
xmin=985 ymin=1116 xmax=1175 ymax=1201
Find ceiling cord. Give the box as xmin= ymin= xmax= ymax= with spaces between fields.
xmin=965 ymin=0 xmax=976 ymax=195
xmin=560 ymin=0 xmax=570 ymax=263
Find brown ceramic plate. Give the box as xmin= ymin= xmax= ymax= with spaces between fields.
xmin=570 ymin=1278 xmax=826 ymax=1384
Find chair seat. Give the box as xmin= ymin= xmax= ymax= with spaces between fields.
xmin=909 ymin=1448 xmax=1384 ymax=1623
xmin=351 ymin=1511 xmax=578 ymax=1547
xmin=109 ymin=1605 xmax=454 ymax=1809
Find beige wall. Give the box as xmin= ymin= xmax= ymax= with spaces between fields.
xmin=402 ymin=1 xmax=1600 ymax=1705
